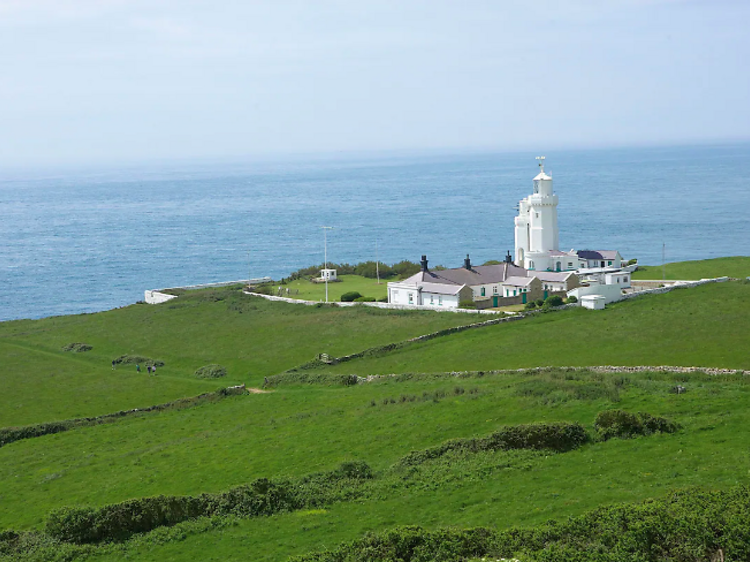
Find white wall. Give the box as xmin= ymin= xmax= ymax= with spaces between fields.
xmin=144 ymin=290 xmax=177 ymax=304
xmin=568 ymin=282 xmax=624 ymax=304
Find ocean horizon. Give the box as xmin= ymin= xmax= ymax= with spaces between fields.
xmin=2 ymin=142 xmax=748 ymax=322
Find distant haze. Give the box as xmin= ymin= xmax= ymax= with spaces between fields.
xmin=1 ymin=0 xmax=748 ymax=167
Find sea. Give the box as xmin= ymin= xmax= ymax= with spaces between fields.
xmin=1 ymin=143 xmax=748 ymax=322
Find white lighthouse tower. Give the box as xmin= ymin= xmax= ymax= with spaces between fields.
xmin=514 ymin=156 xmax=559 ymax=271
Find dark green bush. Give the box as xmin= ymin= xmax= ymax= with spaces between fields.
xmin=524 ymin=301 xmax=537 ymax=310
xmin=377 ymin=296 xmax=388 ymax=302
xmin=61 ymin=343 xmax=92 ymax=352
xmin=566 ymin=295 xmax=578 ymax=303
xmin=594 ymin=409 xmax=680 ymax=440
xmin=391 ymin=260 xmax=421 ymax=279
xmin=544 ymin=295 xmax=564 ymax=307
xmin=45 ymin=461 xmax=373 ymax=544
xmin=398 ymin=422 xmax=589 ymax=467
xmin=341 ymin=291 xmax=363 ymax=302
xmin=535 ymin=299 xmax=545 ymax=307
xmin=291 ymin=486 xmax=750 ymax=562
xmin=354 ymin=296 xmax=376 ymax=302
xmin=194 ymin=364 xmax=227 ymax=379
xmin=113 ymin=355 xmax=165 ymax=367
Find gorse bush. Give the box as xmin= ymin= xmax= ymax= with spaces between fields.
xmin=398 ymin=422 xmax=589 ymax=467
xmin=61 ymin=343 xmax=92 ymax=352
xmin=594 ymin=409 xmax=680 ymax=440
xmin=113 ymin=355 xmax=165 ymax=367
xmin=290 ymin=486 xmax=750 ymax=562
xmin=194 ymin=364 xmax=227 ymax=379
xmin=340 ymin=291 xmax=362 ymax=302
xmin=544 ymin=295 xmax=564 ymax=308
xmin=45 ymin=461 xmax=374 ymax=544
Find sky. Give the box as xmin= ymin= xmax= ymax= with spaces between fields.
xmin=0 ymin=0 xmax=748 ymax=167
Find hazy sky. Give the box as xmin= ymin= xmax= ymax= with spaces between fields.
xmin=0 ymin=0 xmax=748 ymax=166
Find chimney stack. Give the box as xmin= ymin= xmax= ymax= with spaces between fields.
xmin=464 ymin=254 xmax=471 ymax=270
xmin=420 ymin=255 xmax=429 ymax=272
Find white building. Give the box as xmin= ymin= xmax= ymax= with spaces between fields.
xmin=319 ymin=268 xmax=337 ymax=281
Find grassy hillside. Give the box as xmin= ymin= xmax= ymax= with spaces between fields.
xmin=314 ymin=281 xmax=750 ymax=375
xmin=631 ymin=256 xmax=750 ymax=280
xmin=2 ymin=261 xmax=750 ymax=562
xmin=0 ymin=288 xmax=479 ymax=426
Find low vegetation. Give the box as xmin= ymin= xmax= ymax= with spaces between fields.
xmin=193 ymin=364 xmax=227 ymax=379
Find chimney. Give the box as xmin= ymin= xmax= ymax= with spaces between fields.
xmin=420 ymin=255 xmax=429 ymax=272
xmin=505 ymin=251 xmax=513 ymax=264
xmin=464 ymin=254 xmax=471 ymax=270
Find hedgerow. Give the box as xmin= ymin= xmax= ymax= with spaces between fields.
xmin=290 ymin=486 xmax=750 ymax=562
xmin=263 ymin=373 xmax=360 ymax=387
xmin=45 ymin=461 xmax=373 ymax=544
xmin=594 ymin=409 xmax=680 ymax=440
xmin=398 ymin=422 xmax=589 ymax=467
xmin=113 ymin=355 xmax=165 ymax=367
xmin=0 ymin=386 xmax=246 ymax=448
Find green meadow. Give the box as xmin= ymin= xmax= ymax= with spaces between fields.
xmin=0 ymin=257 xmax=749 ymax=561
xmin=281 ymin=274 xmax=389 ymax=302
xmin=630 ymin=256 xmax=750 ymax=280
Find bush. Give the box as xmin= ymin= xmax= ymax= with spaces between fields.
xmin=391 ymin=260 xmax=421 ymax=279
xmin=61 ymin=343 xmax=92 ymax=353
xmin=398 ymin=422 xmax=589 ymax=466
xmin=594 ymin=409 xmax=680 ymax=440
xmin=354 ymin=261 xmax=394 ymax=279
xmin=566 ymin=295 xmax=578 ymax=303
xmin=194 ymin=364 xmax=227 ymax=379
xmin=459 ymin=300 xmax=476 ymax=309
xmin=341 ymin=291 xmax=362 ymax=302
xmin=544 ymin=295 xmax=564 ymax=308
xmin=524 ymin=301 xmax=537 ymax=310
xmin=45 ymin=461 xmax=374 ymax=544
xmin=535 ymin=299 xmax=545 ymax=307
xmin=354 ymin=296 xmax=376 ymax=302
xmin=377 ymin=296 xmax=388 ymax=302
xmin=113 ymin=355 xmax=165 ymax=367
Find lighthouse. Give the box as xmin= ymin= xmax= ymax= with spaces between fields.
xmin=514 ymin=156 xmax=559 ymax=271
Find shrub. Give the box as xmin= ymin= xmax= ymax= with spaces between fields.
xmin=194 ymin=364 xmax=227 ymax=379
xmin=377 ymin=296 xmax=389 ymax=302
xmin=594 ymin=409 xmax=680 ymax=440
xmin=392 ymin=260 xmax=421 ymax=279
xmin=113 ymin=355 xmax=165 ymax=367
xmin=354 ymin=261 xmax=394 ymax=279
xmin=544 ymin=295 xmax=564 ymax=307
xmin=535 ymin=299 xmax=545 ymax=307
xmin=354 ymin=296 xmax=376 ymax=302
xmin=398 ymin=422 xmax=589 ymax=466
xmin=566 ymin=295 xmax=578 ymax=303
xmin=61 ymin=343 xmax=92 ymax=353
xmin=45 ymin=461 xmax=373 ymax=544
xmin=459 ymin=300 xmax=476 ymax=309
xmin=341 ymin=291 xmax=362 ymax=302
xmin=524 ymin=301 xmax=537 ymax=310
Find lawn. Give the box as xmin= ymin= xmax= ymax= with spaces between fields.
xmin=0 ymin=287 xmax=479 ymax=426
xmin=281 ymin=274 xmax=388 ymax=302
xmin=631 ymin=256 xmax=750 ymax=280
xmin=315 ymin=280 xmax=750 ymax=375
xmin=3 ymin=369 xmax=750 ymax=561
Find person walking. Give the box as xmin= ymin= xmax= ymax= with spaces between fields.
xmin=111 ymin=360 xmax=116 ymax=371
xmin=136 ymin=364 xmax=141 ymax=373
xmin=152 ymin=365 xmax=157 ymax=375
xmin=147 ymin=365 xmax=152 ymax=375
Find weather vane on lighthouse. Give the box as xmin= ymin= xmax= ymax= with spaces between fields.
xmin=536 ymin=156 xmax=546 ymax=173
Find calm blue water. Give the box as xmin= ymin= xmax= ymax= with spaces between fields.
xmin=1 ymin=143 xmax=748 ymax=321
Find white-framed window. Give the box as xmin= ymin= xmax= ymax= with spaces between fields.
xmin=430 ymin=295 xmax=434 ymax=304
xmin=493 ymin=286 xmax=498 ymax=294
xmin=408 ymin=293 xmax=413 ymax=304
xmin=438 ymin=295 xmax=443 ymax=305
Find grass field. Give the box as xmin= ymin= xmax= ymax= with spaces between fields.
xmin=315 ymin=280 xmax=750 ymax=375
xmin=0 ymin=288 xmax=478 ymax=426
xmin=631 ymin=256 xmax=750 ymax=280
xmin=2 ymin=258 xmax=750 ymax=562
xmin=281 ymin=274 xmax=388 ymax=302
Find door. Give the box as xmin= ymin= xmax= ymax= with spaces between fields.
xmin=493 ymin=296 xmax=498 ymax=307
xmin=544 ymin=290 xmax=548 ymax=299
xmin=522 ymin=293 xmax=527 ymax=304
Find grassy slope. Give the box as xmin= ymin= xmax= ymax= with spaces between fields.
xmin=283 ymin=274 xmax=388 ymax=301
xmin=6 ymin=370 xmax=750 ymax=561
xmin=0 ymin=289 xmax=479 ymax=426
xmin=317 ymin=281 xmax=750 ymax=375
xmin=631 ymin=256 xmax=750 ymax=280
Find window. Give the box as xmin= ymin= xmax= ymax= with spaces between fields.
xmin=481 ymin=287 xmax=486 ymax=296
xmin=438 ymin=296 xmax=443 ymax=305
xmin=568 ymin=262 xmax=573 ymax=267
xmin=513 ymin=290 xmax=517 ymax=296
xmin=408 ymin=293 xmax=413 ymax=304
xmin=608 ymin=261 xmax=612 ymax=266
xmin=493 ymin=286 xmax=498 ymax=294
xmin=535 ymin=213 xmax=539 ymax=218
xmin=430 ymin=295 xmax=434 ymax=304
xmin=624 ymin=276 xmax=629 ymax=282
